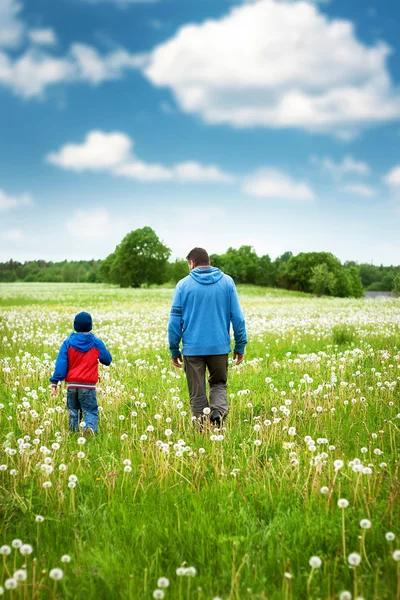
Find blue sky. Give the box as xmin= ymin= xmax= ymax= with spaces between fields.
xmin=0 ymin=0 xmax=399 ymax=264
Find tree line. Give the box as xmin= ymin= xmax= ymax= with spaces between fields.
xmin=1 ymin=227 xmax=400 ymax=297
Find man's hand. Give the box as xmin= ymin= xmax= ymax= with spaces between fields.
xmin=171 ymin=356 xmax=183 ymax=369
xmin=233 ymin=352 xmax=244 ymax=365
xmin=51 ymin=386 xmax=58 ymax=396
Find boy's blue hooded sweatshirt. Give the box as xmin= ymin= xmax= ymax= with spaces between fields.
xmin=168 ymin=267 xmax=247 ymax=358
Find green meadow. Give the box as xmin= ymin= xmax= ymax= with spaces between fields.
xmin=0 ymin=283 xmax=399 ymax=599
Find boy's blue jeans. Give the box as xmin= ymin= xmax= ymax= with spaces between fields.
xmin=66 ymin=388 xmax=99 ymax=434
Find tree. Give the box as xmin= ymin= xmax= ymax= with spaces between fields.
xmin=106 ymin=227 xmax=171 ymax=288
xmin=346 ymin=267 xmax=364 ymax=298
xmin=168 ymin=259 xmax=189 ymax=284
xmin=256 ymin=254 xmax=275 ymax=287
xmin=393 ymin=274 xmax=400 ymax=297
xmin=286 ymin=252 xmax=342 ymax=293
xmin=309 ymin=263 xmax=337 ymax=297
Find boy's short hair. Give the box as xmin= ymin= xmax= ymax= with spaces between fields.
xmin=186 ymin=248 xmax=210 ymax=267
xmin=74 ymin=312 xmax=92 ymax=333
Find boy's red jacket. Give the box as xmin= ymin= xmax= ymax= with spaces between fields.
xmin=50 ymin=333 xmax=112 ymax=388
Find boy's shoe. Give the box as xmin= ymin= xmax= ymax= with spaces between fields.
xmin=84 ymin=427 xmax=95 ymax=438
xmin=210 ymin=409 xmax=222 ymax=427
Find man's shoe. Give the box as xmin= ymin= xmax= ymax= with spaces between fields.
xmin=84 ymin=427 xmax=95 ymax=438
xmin=210 ymin=409 xmax=222 ymax=427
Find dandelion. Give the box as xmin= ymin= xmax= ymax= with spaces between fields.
xmin=77 ymin=451 xmax=85 ymax=459
xmin=203 ymin=407 xmax=211 ymax=415
xmin=124 ymin=465 xmax=132 ymax=473
xmin=11 ymin=539 xmax=23 ymax=549
xmin=320 ymin=486 xmax=329 ymax=494
xmin=165 ymin=429 xmax=173 ymax=437
xmin=393 ymin=550 xmax=400 ymax=561
xmin=0 ymin=545 xmax=11 ymax=555
xmin=288 ymin=427 xmax=296 ymax=436
xmin=157 ymin=577 xmax=169 ymax=588
xmin=35 ymin=515 xmax=44 ymax=523
xmin=386 ymin=532 xmax=395 ymax=541
xmin=4 ymin=579 xmax=17 ymax=590
xmin=334 ymin=459 xmax=344 ymax=471
xmin=43 ymin=481 xmax=52 ymax=488
xmin=309 ymin=556 xmax=322 ymax=569
xmin=254 ymin=439 xmax=262 ymax=446
xmin=348 ymin=553 xmax=362 ymax=566
xmin=339 ymin=593 xmax=352 ymax=600
xmin=20 ymin=544 xmax=33 ymax=555
xmin=68 ymin=481 xmax=76 ymax=489
xmin=198 ymin=448 xmax=205 ymax=454
xmin=61 ymin=555 xmax=71 ymax=563
xmin=360 ymin=519 xmax=371 ymax=529
xmin=153 ymin=591 xmax=164 ymax=599
xmin=13 ymin=569 xmax=27 ymax=582
xmin=59 ymin=464 xmax=67 ymax=472
xmin=77 ymin=437 xmax=86 ymax=445
xmin=49 ymin=568 xmax=63 ymax=580
xmin=338 ymin=498 xmax=349 ymax=508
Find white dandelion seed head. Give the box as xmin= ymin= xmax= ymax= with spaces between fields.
xmin=61 ymin=555 xmax=71 ymax=563
xmin=19 ymin=544 xmax=33 ymax=556
xmin=393 ymin=550 xmax=400 ymax=561
xmin=11 ymin=539 xmax=23 ymax=549
xmin=0 ymin=545 xmax=11 ymax=555
xmin=339 ymin=592 xmax=352 ymax=600
xmin=309 ymin=556 xmax=322 ymax=569
xmin=49 ymin=568 xmax=63 ymax=580
xmin=337 ymin=498 xmax=349 ymax=508
xmin=35 ymin=515 xmax=44 ymax=523
xmin=203 ymin=407 xmax=211 ymax=415
xmin=348 ymin=552 xmax=362 ymax=566
xmin=157 ymin=577 xmax=170 ymax=588
xmin=13 ymin=569 xmax=27 ymax=582
xmin=385 ymin=532 xmax=395 ymax=541
xmin=4 ymin=579 xmax=17 ymax=590
xmin=360 ymin=519 xmax=371 ymax=529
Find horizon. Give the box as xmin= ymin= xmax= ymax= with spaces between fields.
xmin=1 ymin=0 xmax=400 ymax=264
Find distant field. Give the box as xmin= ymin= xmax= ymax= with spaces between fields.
xmin=0 ymin=283 xmax=399 ymax=599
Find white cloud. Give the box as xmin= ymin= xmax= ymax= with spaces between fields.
xmin=242 ymin=169 xmax=314 ymax=200
xmin=0 ymin=0 xmax=24 ymax=48
xmin=312 ymin=155 xmax=370 ymax=175
xmin=144 ymin=0 xmax=400 ymax=136
xmin=0 ymin=188 xmax=33 ymax=211
xmin=342 ymin=184 xmax=376 ymax=197
xmin=384 ymin=165 xmax=400 ymax=187
xmin=0 ymin=43 xmax=145 ymax=98
xmin=47 ymin=130 xmax=234 ymax=183
xmin=28 ymin=28 xmax=57 ymax=46
xmin=0 ymin=228 xmax=24 ymax=242
xmin=66 ymin=208 xmax=113 ymax=239
xmin=83 ymin=0 xmax=159 ymax=3
xmin=47 ymin=131 xmax=132 ymax=171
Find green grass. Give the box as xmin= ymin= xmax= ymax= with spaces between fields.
xmin=0 ymin=283 xmax=399 ymax=599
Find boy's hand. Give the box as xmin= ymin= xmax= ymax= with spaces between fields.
xmin=171 ymin=357 xmax=183 ymax=369
xmin=233 ymin=352 xmax=244 ymax=365
xmin=51 ymin=386 xmax=58 ymax=396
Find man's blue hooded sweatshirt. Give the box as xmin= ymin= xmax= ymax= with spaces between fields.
xmin=168 ymin=267 xmax=247 ymax=358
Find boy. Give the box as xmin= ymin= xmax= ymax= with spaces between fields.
xmin=50 ymin=311 xmax=112 ymax=436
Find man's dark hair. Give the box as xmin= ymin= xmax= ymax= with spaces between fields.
xmin=186 ymin=247 xmax=210 ymax=267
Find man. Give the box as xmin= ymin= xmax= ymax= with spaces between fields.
xmin=168 ymin=247 xmax=247 ymax=425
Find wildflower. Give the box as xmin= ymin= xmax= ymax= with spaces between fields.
xmin=157 ymin=577 xmax=169 ymax=588
xmin=348 ymin=553 xmax=362 ymax=566
xmin=68 ymin=475 xmax=78 ymax=483
xmin=61 ymin=555 xmax=71 ymax=563
xmin=203 ymin=407 xmax=211 ymax=415
xmin=176 ymin=567 xmax=186 ymax=576
xmin=360 ymin=519 xmax=371 ymax=529
xmin=77 ymin=437 xmax=86 ymax=445
xmin=288 ymin=427 xmax=296 ymax=436
xmin=320 ymin=486 xmax=329 ymax=494
xmin=393 ymin=550 xmax=400 ymax=561
xmin=165 ymin=429 xmax=172 ymax=436
xmin=43 ymin=481 xmax=52 ymax=489
xmin=198 ymin=448 xmax=205 ymax=454
xmin=334 ymin=459 xmax=344 ymax=471
xmin=385 ymin=532 xmax=395 ymax=541
xmin=123 ymin=459 xmax=131 ymax=466
xmin=254 ymin=440 xmax=262 ymax=446
xmin=309 ymin=556 xmax=322 ymax=569
xmin=11 ymin=539 xmax=23 ymax=549
xmin=13 ymin=569 xmax=27 ymax=582
xmin=337 ymin=498 xmax=349 ymax=508
xmin=68 ymin=481 xmax=76 ymax=489
xmin=35 ymin=515 xmax=44 ymax=523
xmin=49 ymin=568 xmax=63 ymax=580
xmin=20 ymin=544 xmax=33 ymax=555
xmin=4 ymin=579 xmax=17 ymax=590
xmin=186 ymin=566 xmax=197 ymax=577
xmin=153 ymin=591 xmax=164 ymax=599
xmin=339 ymin=592 xmax=352 ymax=600
xmin=59 ymin=464 xmax=67 ymax=472
xmin=124 ymin=465 xmax=132 ymax=473
xmin=0 ymin=545 xmax=11 ymax=555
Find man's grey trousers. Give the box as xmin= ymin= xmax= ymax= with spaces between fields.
xmin=184 ymin=354 xmax=229 ymax=418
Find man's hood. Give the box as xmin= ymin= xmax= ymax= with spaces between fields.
xmin=190 ymin=267 xmax=224 ymax=285
xmin=69 ymin=332 xmax=95 ymax=351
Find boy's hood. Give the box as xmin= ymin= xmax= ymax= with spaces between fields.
xmin=190 ymin=267 xmax=224 ymax=285
xmin=69 ymin=332 xmax=95 ymax=351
